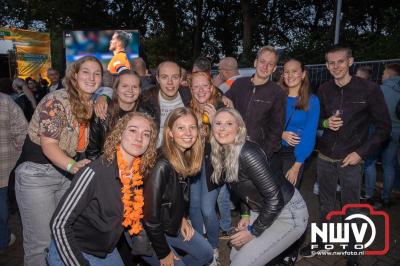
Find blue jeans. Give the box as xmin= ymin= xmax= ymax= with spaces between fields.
xmin=382 ymin=132 xmax=400 ymax=202
xmin=142 ymin=231 xmax=213 ymax=266
xmin=230 ymin=190 xmax=308 ymax=266
xmin=364 ymin=158 xmax=377 ymax=198
xmin=0 ymin=187 xmax=10 ymax=250
xmin=217 ymin=184 xmax=232 ymax=231
xmin=15 ymin=162 xmax=71 ymax=266
xmin=189 ymin=163 xmax=220 ymax=248
xmin=47 ymin=240 xmax=124 ymax=266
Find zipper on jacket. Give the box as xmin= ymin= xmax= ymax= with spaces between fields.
xmin=331 ymin=88 xmax=344 ymax=154
xmin=245 ymin=87 xmax=257 ymax=122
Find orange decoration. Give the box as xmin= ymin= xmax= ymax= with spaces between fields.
xmin=116 ymin=144 xmax=144 ymax=235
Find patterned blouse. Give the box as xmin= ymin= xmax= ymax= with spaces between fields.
xmin=28 ymin=89 xmax=88 ymax=158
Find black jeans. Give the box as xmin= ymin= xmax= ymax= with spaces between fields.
xmin=278 ymin=147 xmax=305 ymax=188
xmin=317 ymin=156 xmax=362 ymax=262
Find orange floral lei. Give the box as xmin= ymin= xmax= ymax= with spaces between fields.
xmin=116 ymin=144 xmax=144 ymax=235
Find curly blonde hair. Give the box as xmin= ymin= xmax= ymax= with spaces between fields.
xmin=64 ymin=55 xmax=103 ymax=123
xmin=103 ymin=112 xmax=158 ymax=174
xmin=162 ymin=107 xmax=203 ymax=177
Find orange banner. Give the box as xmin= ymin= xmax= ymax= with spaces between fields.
xmin=0 ymin=28 xmax=51 ymax=79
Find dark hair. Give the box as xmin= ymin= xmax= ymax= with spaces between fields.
xmin=279 ymin=58 xmax=312 ymax=111
xmin=114 ymin=30 xmax=131 ymax=48
xmin=193 ymin=56 xmax=211 ymax=73
xmin=385 ymin=63 xmax=400 ymax=76
xmin=108 ymin=70 xmax=141 ymax=129
xmin=325 ymin=45 xmax=352 ymax=61
xmin=0 ymin=78 xmax=14 ymax=95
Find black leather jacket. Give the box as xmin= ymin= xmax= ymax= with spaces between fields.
xmin=228 ymin=141 xmax=294 ymax=237
xmin=143 ymin=153 xmax=190 ymax=259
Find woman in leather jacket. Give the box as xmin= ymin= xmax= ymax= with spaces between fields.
xmin=210 ymin=108 xmax=309 ymax=266
xmin=86 ymin=70 xmax=142 ymax=160
xmin=143 ymin=107 xmax=213 ymax=266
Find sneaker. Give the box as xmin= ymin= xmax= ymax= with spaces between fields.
xmin=282 ymin=254 xmax=298 ymax=266
xmin=209 ymin=248 xmax=220 ymax=266
xmin=313 ymin=182 xmax=319 ymax=195
xmin=299 ymin=244 xmax=327 ymax=258
xmin=8 ymin=233 xmax=16 ymax=247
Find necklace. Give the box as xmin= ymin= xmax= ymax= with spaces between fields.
xmin=116 ymin=144 xmax=144 ymax=235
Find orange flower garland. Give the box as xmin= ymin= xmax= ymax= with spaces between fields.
xmin=116 ymin=144 xmax=144 ymax=235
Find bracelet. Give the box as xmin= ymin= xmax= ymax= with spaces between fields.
xmin=66 ymin=159 xmax=76 ymax=173
xmin=247 ymin=225 xmax=255 ymax=235
xmin=322 ymin=119 xmax=329 ymax=128
xmin=241 ymin=214 xmax=250 ymax=218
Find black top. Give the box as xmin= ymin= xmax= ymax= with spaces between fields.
xmin=14 ymin=93 xmax=34 ymax=121
xmin=227 ymin=141 xmax=295 ymax=237
xmin=318 ymin=76 xmax=391 ymax=159
xmin=50 ymin=156 xmax=124 ymax=266
xmin=143 ymin=153 xmax=190 ymax=260
xmin=226 ymin=77 xmax=287 ymax=157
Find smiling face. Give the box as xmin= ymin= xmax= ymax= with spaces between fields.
xmin=212 ymin=111 xmax=239 ymax=146
xmin=75 ymin=60 xmax=103 ymax=94
xmin=157 ymin=62 xmax=181 ymax=100
xmin=283 ymin=60 xmax=305 ymax=90
xmin=117 ymin=74 xmax=141 ymax=107
xmin=168 ymin=114 xmax=198 ymax=152
xmin=120 ymin=116 xmax=152 ymax=161
xmin=326 ymin=50 xmax=353 ymax=81
xmin=191 ymin=74 xmax=213 ymax=104
xmin=254 ymin=51 xmax=278 ymax=81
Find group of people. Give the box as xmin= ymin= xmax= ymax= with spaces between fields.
xmin=0 ymin=43 xmax=398 ymax=266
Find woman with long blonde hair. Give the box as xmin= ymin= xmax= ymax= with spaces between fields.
xmin=210 ymin=108 xmax=308 ymax=266
xmin=143 ymin=107 xmax=213 ymax=266
xmin=15 ymin=55 xmax=103 ymax=266
xmin=49 ymin=112 xmax=158 ymax=266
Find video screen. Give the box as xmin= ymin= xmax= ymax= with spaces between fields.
xmin=64 ymin=30 xmax=139 ymax=70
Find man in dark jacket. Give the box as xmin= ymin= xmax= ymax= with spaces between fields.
xmin=225 ymin=46 xmax=286 ymax=162
xmin=141 ymin=61 xmax=192 ymax=147
xmin=301 ymin=45 xmax=391 ymax=265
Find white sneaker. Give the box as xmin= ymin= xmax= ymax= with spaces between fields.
xmin=8 ymin=233 xmax=16 ymax=247
xmin=209 ymin=248 xmax=220 ymax=266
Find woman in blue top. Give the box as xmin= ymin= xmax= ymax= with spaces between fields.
xmin=279 ymin=59 xmax=320 ymax=188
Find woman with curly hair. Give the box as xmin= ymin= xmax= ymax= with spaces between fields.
xmin=143 ymin=107 xmax=213 ymax=266
xmin=15 ymin=56 xmax=103 ymax=266
xmin=188 ymin=71 xmax=231 ymax=264
xmin=210 ymin=108 xmax=308 ymax=266
xmin=86 ymin=70 xmax=142 ymax=161
xmin=48 ymin=112 xmax=157 ymax=266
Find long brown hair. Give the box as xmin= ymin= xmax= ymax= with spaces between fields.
xmin=103 ymin=112 xmax=158 ymax=175
xmin=65 ymin=55 xmax=103 ymax=123
xmin=279 ymin=58 xmax=311 ymax=111
xmin=162 ymin=107 xmax=203 ymax=177
xmin=190 ymin=71 xmax=221 ymax=139
xmin=108 ymin=70 xmax=141 ymax=129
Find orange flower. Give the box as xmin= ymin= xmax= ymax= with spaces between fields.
xmin=116 ymin=144 xmax=144 ymax=235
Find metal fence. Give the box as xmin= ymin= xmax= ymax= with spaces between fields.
xmin=232 ymin=59 xmax=400 ymax=93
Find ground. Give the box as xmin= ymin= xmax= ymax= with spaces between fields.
xmin=1 ymin=154 xmax=399 ymax=266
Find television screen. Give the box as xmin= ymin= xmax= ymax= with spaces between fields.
xmin=64 ymin=30 xmax=139 ymax=72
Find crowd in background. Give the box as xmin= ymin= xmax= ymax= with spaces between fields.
xmin=0 ymin=43 xmax=399 ymax=266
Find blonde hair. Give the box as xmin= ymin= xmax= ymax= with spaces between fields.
xmin=210 ymin=108 xmax=247 ymax=183
xmin=103 ymin=112 xmax=158 ymax=174
xmin=162 ymin=107 xmax=203 ymax=177
xmin=64 ymin=55 xmax=103 ymax=123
